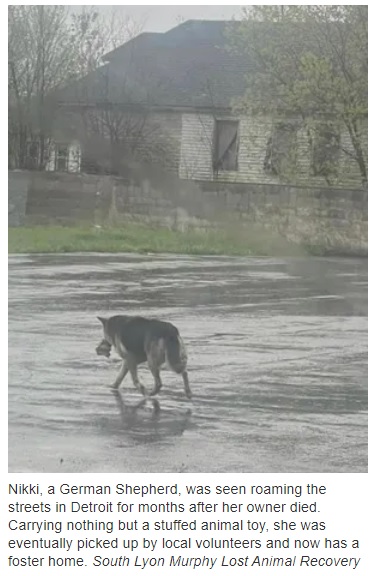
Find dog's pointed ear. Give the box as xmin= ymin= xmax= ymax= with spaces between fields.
xmin=97 ymin=316 xmax=107 ymax=326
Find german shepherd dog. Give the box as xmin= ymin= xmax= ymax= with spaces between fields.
xmin=96 ymin=315 xmax=191 ymax=398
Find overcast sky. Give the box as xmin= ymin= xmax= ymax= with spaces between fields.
xmin=78 ymin=5 xmax=244 ymax=33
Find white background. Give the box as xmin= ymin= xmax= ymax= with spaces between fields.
xmin=3 ymin=473 xmax=370 ymax=574
xmin=4 ymin=1 xmax=370 ymax=575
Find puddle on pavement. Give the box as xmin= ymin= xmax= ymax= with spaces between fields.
xmin=8 ymin=254 xmax=367 ymax=472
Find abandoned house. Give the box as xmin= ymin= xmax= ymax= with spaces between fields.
xmin=46 ymin=19 xmax=364 ymax=189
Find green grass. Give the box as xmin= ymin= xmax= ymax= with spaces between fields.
xmin=8 ymin=223 xmax=303 ymax=256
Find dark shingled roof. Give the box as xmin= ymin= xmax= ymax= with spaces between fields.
xmin=57 ymin=20 xmax=250 ymax=110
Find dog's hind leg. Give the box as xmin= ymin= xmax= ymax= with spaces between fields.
xmin=148 ymin=367 xmax=163 ymax=396
xmin=112 ymin=361 xmax=129 ymax=389
xmin=145 ymin=339 xmax=166 ymax=396
xmin=164 ymin=334 xmax=191 ymax=398
xmin=182 ymin=371 xmax=192 ymax=399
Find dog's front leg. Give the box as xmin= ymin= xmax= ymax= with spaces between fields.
xmin=112 ymin=361 xmax=129 ymax=389
xmin=182 ymin=371 xmax=192 ymax=399
xmin=126 ymin=356 xmax=146 ymax=396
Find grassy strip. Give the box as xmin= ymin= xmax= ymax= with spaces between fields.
xmin=8 ymin=224 xmax=302 ymax=256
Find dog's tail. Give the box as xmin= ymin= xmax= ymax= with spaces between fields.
xmin=165 ymin=332 xmax=187 ymax=374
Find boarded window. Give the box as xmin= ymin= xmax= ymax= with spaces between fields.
xmin=311 ymin=124 xmax=340 ymax=180
xmin=213 ymin=120 xmax=239 ymax=172
xmin=264 ymin=123 xmax=297 ymax=176
xmin=55 ymin=144 xmax=69 ymax=172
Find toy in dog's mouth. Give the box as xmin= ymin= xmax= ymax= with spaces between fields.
xmin=96 ymin=339 xmax=112 ymax=358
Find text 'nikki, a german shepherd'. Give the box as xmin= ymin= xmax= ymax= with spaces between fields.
xmin=96 ymin=315 xmax=191 ymax=398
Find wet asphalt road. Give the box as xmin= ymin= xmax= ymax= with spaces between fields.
xmin=8 ymin=254 xmax=367 ymax=473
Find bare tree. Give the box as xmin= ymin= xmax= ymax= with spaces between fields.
xmin=68 ymin=14 xmax=177 ymax=177
xmin=8 ymin=6 xmax=73 ymax=168
xmin=102 ymin=7 xmax=146 ymax=51
xmin=69 ymin=6 xmax=146 ymax=77
xmin=76 ymin=91 xmax=175 ymax=177
xmin=8 ymin=5 xmax=147 ymax=170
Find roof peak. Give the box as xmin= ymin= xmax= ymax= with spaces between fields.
xmin=103 ymin=19 xmax=238 ymax=61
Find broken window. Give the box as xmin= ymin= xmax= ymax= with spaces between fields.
xmin=213 ymin=120 xmax=239 ymax=172
xmin=55 ymin=144 xmax=69 ymax=172
xmin=311 ymin=123 xmax=340 ymax=180
xmin=264 ymin=123 xmax=297 ymax=176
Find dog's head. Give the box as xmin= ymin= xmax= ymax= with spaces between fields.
xmin=97 ymin=316 xmax=111 ymax=341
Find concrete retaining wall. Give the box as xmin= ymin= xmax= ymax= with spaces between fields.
xmin=9 ymin=170 xmax=367 ymax=256
xmin=8 ymin=171 xmax=29 ymax=226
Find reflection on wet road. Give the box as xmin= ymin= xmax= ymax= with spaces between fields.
xmin=8 ymin=254 xmax=367 ymax=472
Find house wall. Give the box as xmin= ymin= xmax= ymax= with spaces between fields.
xmin=52 ymin=108 xmax=182 ymax=175
xmin=9 ymin=171 xmax=367 ymax=256
xmin=179 ymin=113 xmax=367 ymax=189
xmin=52 ymin=108 xmax=366 ymax=189
xmin=129 ymin=111 xmax=182 ymax=174
xmin=179 ymin=114 xmax=214 ymax=179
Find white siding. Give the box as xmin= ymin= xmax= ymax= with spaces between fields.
xmin=179 ymin=113 xmax=214 ymax=180
xmin=179 ymin=113 xmax=366 ymax=188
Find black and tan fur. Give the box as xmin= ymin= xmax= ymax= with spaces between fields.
xmin=96 ymin=315 xmax=191 ymax=398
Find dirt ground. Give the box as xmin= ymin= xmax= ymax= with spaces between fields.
xmin=8 ymin=253 xmax=367 ymax=472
